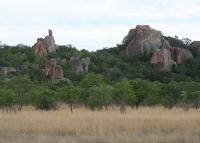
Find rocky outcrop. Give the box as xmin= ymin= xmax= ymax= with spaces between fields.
xmin=70 ymin=52 xmax=83 ymax=74
xmin=70 ymin=52 xmax=90 ymax=74
xmin=171 ymin=47 xmax=194 ymax=64
xmin=32 ymin=29 xmax=56 ymax=56
xmin=190 ymin=41 xmax=200 ymax=52
xmin=151 ymin=49 xmax=176 ymax=71
xmin=81 ymin=57 xmax=90 ymax=73
xmin=45 ymin=59 xmax=63 ymax=79
xmin=32 ymin=38 xmax=48 ymax=56
xmin=1 ymin=67 xmax=18 ymax=78
xmin=126 ymin=25 xmax=171 ymax=55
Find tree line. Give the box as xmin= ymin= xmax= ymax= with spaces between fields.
xmin=0 ymin=74 xmax=200 ymax=113
xmin=0 ymin=35 xmax=200 ymax=113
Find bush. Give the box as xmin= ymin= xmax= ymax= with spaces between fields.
xmin=32 ymin=90 xmax=58 ymax=110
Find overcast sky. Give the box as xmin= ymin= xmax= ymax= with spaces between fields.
xmin=0 ymin=0 xmax=199 ymax=51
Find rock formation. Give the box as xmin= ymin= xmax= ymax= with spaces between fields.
xmin=32 ymin=38 xmax=48 ymax=56
xmin=32 ymin=29 xmax=56 ymax=56
xmin=70 ymin=52 xmax=90 ymax=74
xmin=126 ymin=25 xmax=171 ymax=55
xmin=190 ymin=41 xmax=200 ymax=52
xmin=171 ymin=47 xmax=194 ymax=64
xmin=1 ymin=67 xmax=18 ymax=78
xmin=45 ymin=59 xmax=63 ymax=79
xmin=151 ymin=49 xmax=176 ymax=71
xmin=81 ymin=57 xmax=90 ymax=73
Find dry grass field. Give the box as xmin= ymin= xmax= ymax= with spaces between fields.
xmin=0 ymin=106 xmax=200 ymax=143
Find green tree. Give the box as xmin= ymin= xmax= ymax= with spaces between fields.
xmin=80 ymin=73 xmax=105 ymax=107
xmin=129 ymin=79 xmax=159 ymax=109
xmin=114 ymin=78 xmax=136 ymax=113
xmin=31 ymin=90 xmax=58 ymax=110
xmin=161 ymin=95 xmax=175 ymax=109
xmin=0 ymin=88 xmax=19 ymax=113
xmin=181 ymin=91 xmax=187 ymax=102
xmin=8 ymin=76 xmax=33 ymax=110
xmin=88 ymin=85 xmax=114 ymax=110
xmin=59 ymin=85 xmax=82 ymax=113
xmin=142 ymin=94 xmax=159 ymax=108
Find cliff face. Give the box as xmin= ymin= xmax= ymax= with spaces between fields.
xmin=171 ymin=47 xmax=194 ymax=64
xmin=151 ymin=49 xmax=176 ymax=71
xmin=32 ymin=29 xmax=56 ymax=56
xmin=126 ymin=25 xmax=171 ymax=55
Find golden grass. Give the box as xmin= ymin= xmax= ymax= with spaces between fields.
xmin=0 ymin=106 xmax=200 ymax=143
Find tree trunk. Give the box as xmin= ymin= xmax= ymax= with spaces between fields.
xmin=120 ymin=99 xmax=125 ymax=114
xmin=70 ymin=104 xmax=73 ymax=113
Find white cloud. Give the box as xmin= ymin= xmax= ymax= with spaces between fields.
xmin=0 ymin=0 xmax=199 ymax=51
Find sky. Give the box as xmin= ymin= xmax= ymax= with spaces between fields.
xmin=0 ymin=0 xmax=200 ymax=51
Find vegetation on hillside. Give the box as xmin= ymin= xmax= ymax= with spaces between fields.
xmin=0 ymin=35 xmax=200 ymax=112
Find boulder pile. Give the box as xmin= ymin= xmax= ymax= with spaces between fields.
xmin=32 ymin=29 xmax=56 ymax=56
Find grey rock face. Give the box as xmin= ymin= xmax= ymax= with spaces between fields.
xmin=54 ymin=65 xmax=63 ymax=79
xmin=161 ymin=38 xmax=172 ymax=49
xmin=81 ymin=57 xmax=90 ymax=73
xmin=172 ymin=47 xmax=194 ymax=64
xmin=1 ymin=67 xmax=18 ymax=78
xmin=126 ymin=25 xmax=171 ymax=55
xmin=44 ymin=36 xmax=56 ymax=54
xmin=70 ymin=52 xmax=90 ymax=74
xmin=49 ymin=29 xmax=53 ymax=36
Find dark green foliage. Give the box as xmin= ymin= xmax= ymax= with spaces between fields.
xmin=31 ymin=90 xmax=58 ymax=110
xmin=59 ymin=85 xmax=82 ymax=113
xmin=7 ymin=76 xmax=33 ymax=110
xmin=164 ymin=36 xmax=184 ymax=48
xmin=55 ymin=80 xmax=70 ymax=87
xmin=0 ymin=88 xmax=19 ymax=112
xmin=114 ymin=78 xmax=136 ymax=113
xmin=80 ymin=73 xmax=106 ymax=107
xmin=0 ymin=34 xmax=200 ymax=111
xmin=28 ymin=69 xmax=46 ymax=82
xmin=0 ymin=46 xmax=47 ymax=67
xmin=141 ymin=94 xmax=159 ymax=108
xmin=161 ymin=95 xmax=175 ymax=109
xmin=129 ymin=79 xmax=159 ymax=108
xmin=88 ymin=85 xmax=114 ymax=110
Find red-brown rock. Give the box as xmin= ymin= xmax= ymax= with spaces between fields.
xmin=32 ymin=38 xmax=48 ymax=56
xmin=45 ymin=59 xmax=63 ymax=79
xmin=32 ymin=29 xmax=56 ymax=56
xmin=151 ymin=49 xmax=176 ymax=71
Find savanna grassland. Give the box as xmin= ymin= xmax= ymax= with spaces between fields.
xmin=0 ymin=106 xmax=200 ymax=143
